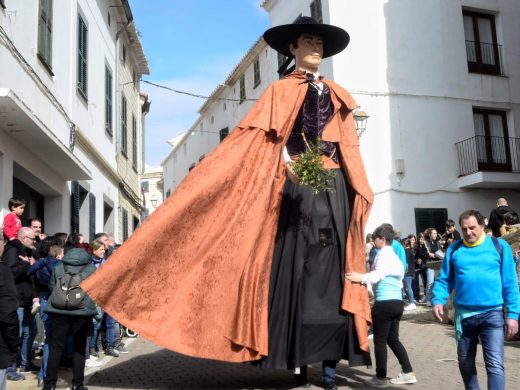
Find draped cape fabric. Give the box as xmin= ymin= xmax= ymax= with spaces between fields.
xmin=81 ymin=71 xmax=374 ymax=363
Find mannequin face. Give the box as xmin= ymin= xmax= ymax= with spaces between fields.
xmin=289 ymin=33 xmax=323 ymax=73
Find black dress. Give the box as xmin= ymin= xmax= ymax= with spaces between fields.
xmin=261 ymin=83 xmax=371 ymax=369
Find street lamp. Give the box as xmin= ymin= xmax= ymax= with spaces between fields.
xmin=353 ymin=108 xmax=370 ymax=138
xmin=150 ymin=196 xmax=158 ymax=208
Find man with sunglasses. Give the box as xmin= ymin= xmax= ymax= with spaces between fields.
xmin=2 ymin=227 xmax=37 ymax=378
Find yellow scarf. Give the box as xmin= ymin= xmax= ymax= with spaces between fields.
xmin=462 ymin=231 xmax=486 ymax=247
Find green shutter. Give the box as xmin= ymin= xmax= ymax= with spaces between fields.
xmin=89 ymin=193 xmax=96 ymax=241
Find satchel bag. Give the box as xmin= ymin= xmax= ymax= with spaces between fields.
xmin=49 ymin=264 xmax=88 ymax=310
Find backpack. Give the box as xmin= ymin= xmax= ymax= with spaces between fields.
xmin=49 ymin=264 xmax=88 ymax=310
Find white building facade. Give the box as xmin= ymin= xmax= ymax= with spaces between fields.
xmin=141 ymin=165 xmax=163 ymax=219
xmin=163 ymin=0 xmax=520 ymax=235
xmin=0 ymin=0 xmax=149 ymax=241
xmin=161 ymin=38 xmax=278 ymax=196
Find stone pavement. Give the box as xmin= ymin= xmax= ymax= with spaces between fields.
xmin=7 ymin=311 xmax=520 ymax=389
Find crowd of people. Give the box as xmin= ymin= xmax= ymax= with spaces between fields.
xmin=1 ymin=197 xmax=129 ymax=390
xmin=365 ymin=198 xmax=520 ymax=312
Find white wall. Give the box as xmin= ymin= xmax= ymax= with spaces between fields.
xmin=0 ymin=0 xmax=120 ymax=236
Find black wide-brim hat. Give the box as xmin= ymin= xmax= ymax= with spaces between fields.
xmin=263 ymin=16 xmax=350 ymax=58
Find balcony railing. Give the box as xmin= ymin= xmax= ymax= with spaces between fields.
xmin=455 ymin=136 xmax=520 ymax=176
xmin=465 ymin=40 xmax=504 ymax=76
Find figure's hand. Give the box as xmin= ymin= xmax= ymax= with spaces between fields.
xmin=416 ymin=259 xmax=422 ymax=265
xmin=19 ymin=255 xmax=30 ymax=263
xmin=285 ymin=162 xmax=300 ymax=184
xmin=505 ymin=319 xmax=519 ymax=340
xmin=433 ymin=304 xmax=444 ymax=322
xmin=346 ymin=272 xmax=362 ymax=283
xmin=429 ymin=252 xmax=436 ymax=259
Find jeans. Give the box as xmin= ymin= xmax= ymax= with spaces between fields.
xmin=457 ymin=310 xmax=505 ymax=390
xmin=403 ymin=275 xmax=414 ymax=303
xmin=322 ymin=360 xmax=337 ymax=384
xmin=89 ymin=306 xmax=104 ymax=350
xmin=425 ymin=268 xmax=435 ymax=303
xmin=38 ymin=298 xmax=50 ymax=380
xmin=299 ymin=361 xmax=338 ymax=384
xmin=0 ymin=368 xmax=6 ymax=390
xmin=372 ymin=300 xmax=413 ymax=379
xmin=16 ymin=306 xmax=36 ymax=368
xmin=105 ymin=314 xmax=117 ymax=348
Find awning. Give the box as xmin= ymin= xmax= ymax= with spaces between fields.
xmin=0 ymin=88 xmax=91 ymax=180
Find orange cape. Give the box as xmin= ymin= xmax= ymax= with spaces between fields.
xmin=82 ymin=71 xmax=374 ymax=362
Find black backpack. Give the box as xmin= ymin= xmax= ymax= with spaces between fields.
xmin=49 ymin=264 xmax=88 ymax=310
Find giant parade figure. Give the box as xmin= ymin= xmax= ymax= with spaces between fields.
xmin=82 ymin=16 xmax=374 ymax=389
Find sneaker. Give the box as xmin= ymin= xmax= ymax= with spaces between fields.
xmin=322 ymin=381 xmax=338 ymax=390
xmin=85 ymin=358 xmax=102 ymax=368
xmin=418 ymin=296 xmax=427 ymax=304
xmin=6 ymin=368 xmax=25 ymax=381
xmin=293 ymin=373 xmax=311 ymax=388
xmin=404 ymin=303 xmax=417 ymax=311
xmin=104 ymin=347 xmax=120 ymax=357
xmin=115 ymin=343 xmax=129 ymax=354
xmin=19 ymin=363 xmax=39 ymax=372
xmin=390 ymin=371 xmax=417 ymax=385
xmin=38 ymin=377 xmax=68 ymax=388
xmin=366 ymin=376 xmax=388 ymax=387
xmin=89 ymin=348 xmax=99 ymax=358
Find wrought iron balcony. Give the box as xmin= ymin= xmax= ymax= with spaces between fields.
xmin=456 ymin=136 xmax=520 ymax=177
xmin=465 ymin=40 xmax=504 ymax=76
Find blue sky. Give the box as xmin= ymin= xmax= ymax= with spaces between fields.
xmin=128 ymin=0 xmax=269 ymax=166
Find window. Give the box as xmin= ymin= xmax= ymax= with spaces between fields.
xmin=166 ymin=189 xmax=171 ymax=198
xmin=38 ymin=0 xmax=53 ymax=72
xmin=132 ymin=69 xmax=137 ymax=88
xmin=141 ymin=181 xmax=149 ymax=193
xmin=122 ymin=208 xmax=128 ymax=241
xmin=277 ymin=52 xmax=288 ymax=78
xmin=121 ymin=95 xmax=127 ymax=156
xmin=105 ymin=66 xmax=113 ymax=136
xmin=77 ymin=14 xmax=88 ymax=98
xmin=132 ymin=114 xmax=137 ymax=170
xmin=414 ymin=208 xmax=448 ymax=236
xmin=239 ymin=75 xmax=246 ymax=103
xmin=473 ymin=109 xmax=510 ymax=171
xmin=122 ymin=45 xmax=126 ymax=64
xmin=0 ymin=0 xmax=5 ymax=9
xmin=107 ymin=11 xmax=111 ymax=27
xmin=253 ymin=57 xmax=261 ymax=88
xmin=463 ymin=11 xmax=502 ymax=75
xmin=219 ymin=127 xmax=229 ymax=142
xmin=310 ymin=0 xmax=323 ymax=23
xmin=189 ymin=163 xmax=196 ymax=172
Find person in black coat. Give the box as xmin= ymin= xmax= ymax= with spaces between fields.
xmin=0 ymin=232 xmax=21 ymax=386
xmin=488 ymin=198 xmax=518 ymax=237
xmin=2 ymin=227 xmax=37 ymax=373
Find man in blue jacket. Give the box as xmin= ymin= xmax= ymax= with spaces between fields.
xmin=432 ymin=210 xmax=519 ymax=390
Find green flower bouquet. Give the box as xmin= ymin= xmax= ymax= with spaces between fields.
xmin=291 ymin=134 xmax=336 ymax=194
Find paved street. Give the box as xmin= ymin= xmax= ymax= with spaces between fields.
xmin=8 ymin=310 xmax=520 ymax=390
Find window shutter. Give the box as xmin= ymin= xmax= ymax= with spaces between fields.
xmin=105 ymin=66 xmax=113 ymax=135
xmin=132 ymin=114 xmax=137 ymax=169
xmin=122 ymin=209 xmax=128 ymax=241
xmin=77 ymin=15 xmax=88 ymax=97
xmin=71 ymin=181 xmax=80 ymax=233
xmin=89 ymin=193 xmax=96 ymax=242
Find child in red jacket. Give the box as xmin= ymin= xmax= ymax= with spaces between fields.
xmin=3 ymin=198 xmax=25 ymax=241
